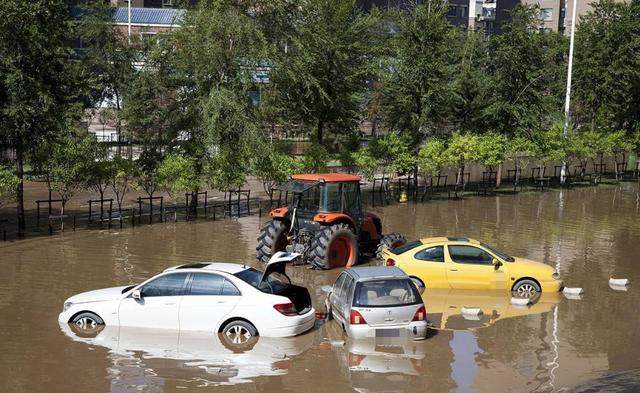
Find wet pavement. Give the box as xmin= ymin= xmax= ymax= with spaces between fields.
xmin=1 ymin=184 xmax=639 ymax=392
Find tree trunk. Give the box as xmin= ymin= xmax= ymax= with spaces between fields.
xmin=317 ymin=120 xmax=324 ymax=145
xmin=16 ymin=149 xmax=25 ymax=236
xmin=189 ymin=190 xmax=198 ymax=217
xmin=496 ymin=164 xmax=502 ymax=188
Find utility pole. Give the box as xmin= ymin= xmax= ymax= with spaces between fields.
xmin=561 ymin=0 xmax=578 ymax=185
xmin=127 ymin=0 xmax=132 ymax=45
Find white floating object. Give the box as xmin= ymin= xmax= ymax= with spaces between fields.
xmin=609 ymin=278 xmax=629 ymax=287
xmin=563 ymin=292 xmax=582 ymax=300
xmin=609 ymin=283 xmax=628 ymax=292
xmin=462 ymin=313 xmax=481 ymax=321
xmin=563 ymin=287 xmax=583 ymax=295
xmin=510 ymin=297 xmax=532 ymax=307
xmin=461 ymin=307 xmax=483 ymax=316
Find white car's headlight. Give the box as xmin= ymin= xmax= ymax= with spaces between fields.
xmin=552 ymin=272 xmax=560 ymax=280
xmin=63 ymin=302 xmax=73 ymax=312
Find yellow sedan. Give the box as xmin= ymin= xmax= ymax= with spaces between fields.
xmin=381 ymin=237 xmax=563 ymax=295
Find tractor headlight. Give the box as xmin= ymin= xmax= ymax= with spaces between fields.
xmin=552 ymin=272 xmax=560 ymax=280
xmin=63 ymin=302 xmax=73 ymax=312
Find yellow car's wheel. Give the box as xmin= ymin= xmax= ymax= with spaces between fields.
xmin=512 ymin=279 xmax=541 ymax=297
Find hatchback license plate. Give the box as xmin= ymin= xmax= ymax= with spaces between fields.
xmin=375 ymin=329 xmax=400 ymax=338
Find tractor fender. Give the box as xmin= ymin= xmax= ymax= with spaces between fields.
xmin=313 ymin=213 xmax=355 ymax=228
xmin=270 ymin=207 xmax=289 ymax=218
xmin=362 ymin=213 xmax=382 ymax=241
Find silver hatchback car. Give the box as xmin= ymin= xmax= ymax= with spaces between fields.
xmin=325 ymin=266 xmax=427 ymax=340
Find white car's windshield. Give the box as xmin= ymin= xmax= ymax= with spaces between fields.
xmin=234 ymin=267 xmax=288 ymax=293
xmin=353 ymin=279 xmax=421 ymax=307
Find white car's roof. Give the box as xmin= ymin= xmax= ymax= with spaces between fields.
xmin=164 ymin=262 xmax=252 ymax=275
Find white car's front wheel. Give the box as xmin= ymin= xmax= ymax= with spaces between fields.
xmin=221 ymin=320 xmax=258 ymax=350
xmin=70 ymin=312 xmax=104 ymax=336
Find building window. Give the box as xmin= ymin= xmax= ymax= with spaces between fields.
xmin=459 ymin=5 xmax=468 ymax=18
xmin=447 ymin=5 xmax=458 ymax=17
xmin=540 ymin=8 xmax=553 ymax=21
xmin=162 ymin=0 xmax=173 ymax=7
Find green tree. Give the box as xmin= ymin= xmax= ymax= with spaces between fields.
xmin=158 ymin=154 xmax=201 ymax=204
xmin=352 ymin=147 xmax=381 ymax=181
xmin=380 ymin=1 xmax=458 ymax=139
xmin=108 ymin=156 xmax=137 ymax=213
xmin=471 ymin=133 xmax=507 ymax=173
xmin=301 ymin=144 xmax=330 ymax=173
xmin=573 ymin=0 xmax=640 ymax=134
xmin=0 ymin=166 xmax=19 ymax=209
xmin=377 ymin=133 xmax=417 ymax=176
xmin=505 ymin=135 xmax=537 ymax=184
xmin=0 ymin=0 xmax=79 ymax=232
xmin=485 ymin=5 xmax=567 ymax=137
xmin=417 ymin=139 xmax=448 ymax=179
xmin=266 ymin=0 xmax=379 ymax=144
xmin=78 ymin=137 xmax=113 ymax=205
xmin=445 ymin=132 xmax=477 ymax=185
xmin=251 ymin=145 xmax=301 ymax=198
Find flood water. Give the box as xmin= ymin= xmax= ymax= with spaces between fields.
xmin=2 ymin=184 xmax=640 ymax=392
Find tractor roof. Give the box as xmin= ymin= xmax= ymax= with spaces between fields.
xmin=291 ymin=173 xmax=361 ymax=183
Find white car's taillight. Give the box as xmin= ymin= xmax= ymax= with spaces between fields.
xmin=412 ymin=305 xmax=426 ymax=322
xmin=273 ymin=302 xmax=298 ymax=316
xmin=350 ymin=310 xmax=367 ymax=325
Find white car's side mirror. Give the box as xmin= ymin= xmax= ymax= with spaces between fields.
xmin=132 ymin=289 xmax=142 ymax=300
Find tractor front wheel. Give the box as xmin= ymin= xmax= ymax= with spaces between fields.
xmin=256 ymin=220 xmax=289 ymax=263
xmin=376 ymin=233 xmax=407 ymax=261
xmin=310 ymin=223 xmax=358 ymax=270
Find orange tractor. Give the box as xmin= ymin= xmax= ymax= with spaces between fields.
xmin=256 ymin=173 xmax=406 ymax=269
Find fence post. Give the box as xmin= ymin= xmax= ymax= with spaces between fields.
xmin=138 ymin=198 xmax=142 ymax=223
xmin=73 ymin=215 xmax=76 ymax=231
xmin=131 ymin=208 xmax=135 ymax=227
xmin=160 ymin=196 xmax=164 ymax=223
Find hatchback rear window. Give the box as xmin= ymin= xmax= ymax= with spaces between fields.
xmin=353 ymin=279 xmax=421 ymax=307
xmin=388 ymin=241 xmax=423 ymax=255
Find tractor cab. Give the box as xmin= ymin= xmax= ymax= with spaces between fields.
xmin=257 ymin=173 xmax=405 ymax=270
xmin=274 ymin=174 xmax=363 ymax=221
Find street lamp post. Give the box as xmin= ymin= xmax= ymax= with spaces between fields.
xmin=127 ymin=0 xmax=132 ymax=45
xmin=561 ymin=0 xmax=578 ymax=185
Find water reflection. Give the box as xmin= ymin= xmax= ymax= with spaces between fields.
xmin=59 ymin=323 xmax=317 ymax=389
xmin=424 ymin=289 xmax=560 ymax=331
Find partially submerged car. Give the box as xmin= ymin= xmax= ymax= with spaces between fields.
xmin=325 ymin=266 xmax=427 ymax=340
xmin=59 ymin=252 xmax=315 ymax=339
xmin=382 ymin=237 xmax=563 ymax=295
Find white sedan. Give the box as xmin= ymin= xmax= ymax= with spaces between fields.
xmin=59 ymin=253 xmax=316 ymax=340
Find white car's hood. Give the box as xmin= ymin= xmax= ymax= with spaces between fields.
xmin=65 ymin=286 xmax=132 ymax=304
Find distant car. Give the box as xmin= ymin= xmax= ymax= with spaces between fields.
xmin=325 ymin=266 xmax=427 ymax=340
xmin=59 ymin=252 xmax=315 ymax=341
xmin=381 ymin=237 xmax=563 ymax=295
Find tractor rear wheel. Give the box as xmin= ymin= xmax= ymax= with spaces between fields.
xmin=256 ymin=220 xmax=289 ymax=264
xmin=310 ymin=223 xmax=358 ymax=270
xmin=375 ymin=233 xmax=407 ymax=261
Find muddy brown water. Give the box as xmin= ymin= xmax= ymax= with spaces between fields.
xmin=1 ymin=184 xmax=640 ymax=392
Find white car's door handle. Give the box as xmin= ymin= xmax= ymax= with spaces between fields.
xmin=164 ymin=302 xmax=176 ymax=306
xmin=450 ymin=269 xmax=458 ymax=272
xmin=217 ymin=301 xmax=227 ymax=304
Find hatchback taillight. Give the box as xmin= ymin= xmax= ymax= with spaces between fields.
xmin=350 ymin=310 xmax=367 ymax=325
xmin=385 ymin=258 xmax=396 ymax=266
xmin=412 ymin=305 xmax=426 ymax=322
xmin=273 ymin=302 xmax=297 ymax=316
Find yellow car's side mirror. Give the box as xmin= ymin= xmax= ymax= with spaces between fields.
xmin=492 ymin=258 xmax=502 ymax=268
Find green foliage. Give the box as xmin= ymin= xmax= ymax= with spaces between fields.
xmin=77 ymin=137 xmax=113 ymax=198
xmin=301 ymin=144 xmax=330 ymax=173
xmin=158 ymin=154 xmax=201 ymax=202
xmin=573 ymin=0 xmax=640 ymax=133
xmin=444 ymin=132 xmax=477 ymax=169
xmin=471 ymin=133 xmax=507 ymax=170
xmin=380 ymin=2 xmax=458 ymax=139
xmin=265 ymin=0 xmax=380 ymax=144
xmin=46 ymin=133 xmax=92 ymax=210
xmin=206 ymin=149 xmax=247 ymax=191
xmin=352 ymin=147 xmax=381 ymax=180
xmin=108 ymin=156 xmax=137 ymax=211
xmin=417 ymin=139 xmax=448 ymax=177
xmin=0 ymin=166 xmax=19 ymax=206
xmin=251 ymin=145 xmax=302 ymax=195
xmin=485 ymin=5 xmax=567 ymax=136
xmin=505 ymin=135 xmax=537 ymax=168
xmin=377 ymin=133 xmax=417 ymax=175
